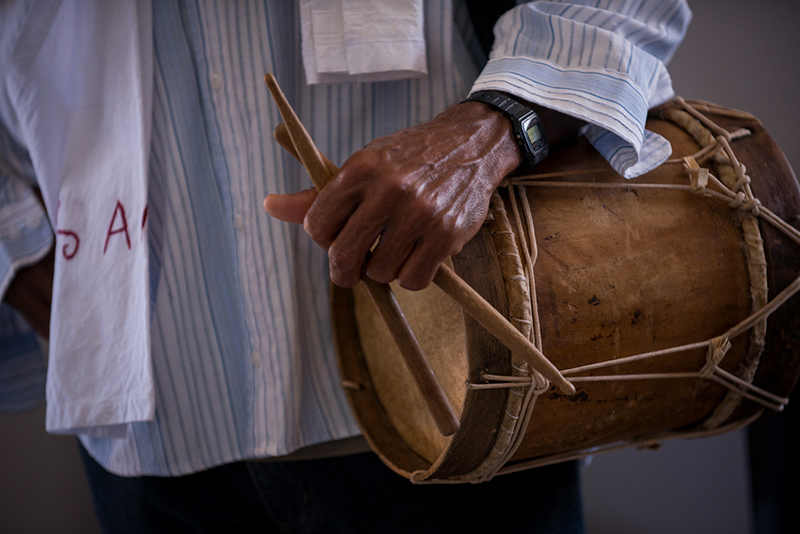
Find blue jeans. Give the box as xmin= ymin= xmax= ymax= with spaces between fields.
xmin=79 ymin=444 xmax=584 ymax=533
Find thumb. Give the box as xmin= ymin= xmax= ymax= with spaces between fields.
xmin=263 ymin=188 xmax=318 ymax=225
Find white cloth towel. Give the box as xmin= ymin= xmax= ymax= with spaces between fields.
xmin=300 ymin=0 xmax=428 ymax=84
xmin=6 ymin=0 xmax=154 ymax=438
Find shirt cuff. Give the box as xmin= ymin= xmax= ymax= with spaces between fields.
xmin=470 ymin=55 xmax=674 ymax=178
xmin=45 ymin=396 xmax=154 ymax=438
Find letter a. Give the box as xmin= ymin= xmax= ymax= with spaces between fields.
xmin=104 ymin=200 xmax=132 ymax=254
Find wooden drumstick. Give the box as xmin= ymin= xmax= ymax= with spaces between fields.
xmin=265 ymin=74 xmax=460 ymax=436
xmin=272 ymin=120 xmax=576 ymax=397
xmin=264 ymin=75 xmax=331 ymax=191
xmin=274 ymin=123 xmax=338 ymax=177
xmin=433 ymin=265 xmax=576 ymax=395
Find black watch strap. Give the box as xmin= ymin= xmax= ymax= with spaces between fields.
xmin=465 ymin=90 xmax=549 ymax=167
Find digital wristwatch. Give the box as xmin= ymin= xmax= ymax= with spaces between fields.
xmin=465 ymin=90 xmax=549 ymax=168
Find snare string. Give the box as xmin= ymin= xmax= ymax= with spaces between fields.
xmin=474 ymin=272 xmax=800 ymax=411
xmin=511 ymin=177 xmax=800 ymax=246
xmin=472 ymin=362 xmax=790 ymax=412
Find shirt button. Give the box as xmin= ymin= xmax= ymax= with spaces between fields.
xmin=250 ymin=351 xmax=260 ymax=367
xmin=233 ymin=213 xmax=243 ymax=229
xmin=210 ymin=73 xmax=222 ymax=92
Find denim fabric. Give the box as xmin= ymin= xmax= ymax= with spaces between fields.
xmin=80 ymin=444 xmax=585 ymax=534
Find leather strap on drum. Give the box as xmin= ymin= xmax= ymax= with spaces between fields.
xmin=455 ymin=191 xmax=546 ymax=483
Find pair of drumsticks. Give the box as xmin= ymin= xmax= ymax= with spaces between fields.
xmin=263 ymin=74 xmax=575 ymax=437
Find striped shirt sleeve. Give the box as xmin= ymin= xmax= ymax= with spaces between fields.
xmin=0 ymin=0 xmax=52 ymax=301
xmin=0 ymin=112 xmax=51 ymax=418
xmin=0 ymin=169 xmax=53 ymax=301
xmin=0 ymin=0 xmax=50 ymax=413
xmin=471 ymin=0 xmax=692 ymax=178
xmin=0 ymin=98 xmax=52 ymax=418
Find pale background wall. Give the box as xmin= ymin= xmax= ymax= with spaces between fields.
xmin=1 ymin=1 xmax=798 ymax=533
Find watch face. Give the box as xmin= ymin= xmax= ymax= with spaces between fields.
xmin=519 ymin=114 xmax=547 ymax=165
xmin=526 ymin=122 xmax=543 ymax=145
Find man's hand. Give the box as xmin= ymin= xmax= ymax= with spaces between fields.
xmin=266 ymin=101 xmax=520 ymax=290
xmin=264 ymin=97 xmax=583 ymax=290
xmin=3 ymin=247 xmax=55 ymax=339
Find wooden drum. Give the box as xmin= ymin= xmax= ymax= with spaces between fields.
xmin=331 ymin=99 xmax=800 ymax=483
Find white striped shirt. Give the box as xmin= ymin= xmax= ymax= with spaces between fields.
xmin=0 ymin=0 xmax=689 ymax=476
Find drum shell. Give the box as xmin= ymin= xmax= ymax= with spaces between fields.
xmin=331 ymin=104 xmax=800 ymax=481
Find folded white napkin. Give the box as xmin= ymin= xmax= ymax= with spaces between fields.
xmin=301 ymin=0 xmax=428 ymax=84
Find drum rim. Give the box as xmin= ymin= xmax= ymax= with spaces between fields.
xmin=331 ymin=225 xmax=517 ymax=480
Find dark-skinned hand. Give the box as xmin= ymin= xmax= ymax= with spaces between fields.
xmin=264 ymin=97 xmax=583 ymax=290
xmin=3 ymin=246 xmax=54 ymax=339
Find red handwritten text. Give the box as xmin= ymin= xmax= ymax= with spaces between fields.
xmin=54 ymin=199 xmax=148 ymax=260
xmin=104 ymin=200 xmax=132 ymax=254
xmin=55 ymin=230 xmax=80 ymax=260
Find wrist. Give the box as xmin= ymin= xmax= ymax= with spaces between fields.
xmin=465 ymin=90 xmax=585 ymax=167
xmin=465 ymin=91 xmax=549 ymax=169
xmin=433 ymin=101 xmax=524 ymax=183
xmin=458 ymin=101 xmax=524 ymax=178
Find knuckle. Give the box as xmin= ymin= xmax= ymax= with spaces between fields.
xmin=397 ymin=270 xmax=431 ymax=291
xmin=427 ymin=217 xmax=459 ymax=246
xmin=365 ymin=262 xmax=395 ymax=285
xmin=338 ymin=150 xmax=380 ymax=184
xmin=327 ymin=244 xmax=362 ymax=278
xmin=302 ymin=216 xmax=331 ymax=248
xmin=364 ymin=175 xmax=418 ymax=212
xmin=446 ymin=242 xmax=464 ymax=257
xmin=385 ymin=175 xmax=418 ymax=199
